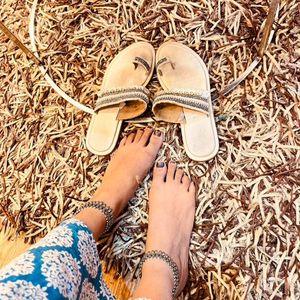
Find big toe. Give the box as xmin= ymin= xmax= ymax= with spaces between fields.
xmin=139 ymin=127 xmax=154 ymax=146
xmin=146 ymin=131 xmax=164 ymax=153
xmin=152 ymin=162 xmax=167 ymax=183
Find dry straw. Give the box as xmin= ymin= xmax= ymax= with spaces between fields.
xmin=0 ymin=0 xmax=300 ymax=299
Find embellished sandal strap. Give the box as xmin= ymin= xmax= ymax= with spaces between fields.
xmin=153 ymin=89 xmax=210 ymax=115
xmin=95 ymin=86 xmax=150 ymax=113
xmin=156 ymin=56 xmax=175 ymax=76
xmin=133 ymin=56 xmax=151 ymax=72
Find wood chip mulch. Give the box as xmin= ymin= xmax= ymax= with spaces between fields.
xmin=0 ymin=0 xmax=299 ymax=299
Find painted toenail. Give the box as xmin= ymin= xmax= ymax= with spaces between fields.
xmin=154 ymin=130 xmax=161 ymax=136
xmin=156 ymin=162 xmax=165 ymax=168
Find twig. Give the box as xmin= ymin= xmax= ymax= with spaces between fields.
xmin=0 ymin=20 xmax=42 ymax=66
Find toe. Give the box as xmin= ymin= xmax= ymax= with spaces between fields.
xmin=152 ymin=162 xmax=167 ymax=183
xmin=175 ymin=168 xmax=184 ymax=183
xmin=182 ymin=175 xmax=191 ymax=189
xmin=119 ymin=136 xmax=127 ymax=147
xmin=189 ymin=181 xmax=196 ymax=195
xmin=166 ymin=162 xmax=176 ymax=181
xmin=134 ymin=129 xmax=143 ymax=143
xmin=147 ymin=131 xmax=164 ymax=152
xmin=126 ymin=132 xmax=136 ymax=144
xmin=139 ymin=127 xmax=153 ymax=146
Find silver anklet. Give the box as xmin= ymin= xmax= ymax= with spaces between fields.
xmin=138 ymin=250 xmax=180 ymax=299
xmin=76 ymin=201 xmax=114 ymax=233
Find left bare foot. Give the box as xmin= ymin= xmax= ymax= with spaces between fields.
xmin=91 ymin=128 xmax=164 ymax=217
xmin=133 ymin=162 xmax=196 ymax=299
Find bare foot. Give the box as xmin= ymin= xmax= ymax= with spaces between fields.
xmin=133 ymin=162 xmax=196 ymax=299
xmin=91 ymin=128 xmax=164 ymax=217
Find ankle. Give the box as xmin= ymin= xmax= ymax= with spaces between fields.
xmin=133 ymin=261 xmax=174 ymax=300
xmin=91 ymin=188 xmax=124 ymax=217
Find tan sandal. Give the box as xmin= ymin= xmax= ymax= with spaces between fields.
xmin=86 ymin=42 xmax=155 ymax=155
xmin=152 ymin=41 xmax=219 ymax=161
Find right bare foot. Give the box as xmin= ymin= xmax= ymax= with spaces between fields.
xmin=76 ymin=128 xmax=163 ymax=240
xmin=133 ymin=162 xmax=196 ymax=299
xmin=91 ymin=128 xmax=164 ymax=217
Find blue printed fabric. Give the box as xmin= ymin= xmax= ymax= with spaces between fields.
xmin=0 ymin=219 xmax=115 ymax=300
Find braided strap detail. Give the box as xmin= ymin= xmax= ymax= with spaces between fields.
xmin=95 ymin=86 xmax=150 ymax=113
xmin=153 ymin=89 xmax=210 ymax=115
xmin=133 ymin=56 xmax=151 ymax=72
xmin=138 ymin=250 xmax=180 ymax=299
xmin=156 ymin=57 xmax=168 ymax=69
xmin=156 ymin=57 xmax=175 ymax=76
xmin=76 ymin=201 xmax=113 ymax=233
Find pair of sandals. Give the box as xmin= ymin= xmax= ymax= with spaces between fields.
xmin=86 ymin=41 xmax=219 ymax=161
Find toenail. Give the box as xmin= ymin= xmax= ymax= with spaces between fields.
xmin=154 ymin=130 xmax=161 ymax=136
xmin=156 ymin=161 xmax=165 ymax=168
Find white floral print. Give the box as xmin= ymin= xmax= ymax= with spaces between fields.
xmin=79 ymin=278 xmax=100 ymax=300
xmin=31 ymin=225 xmax=73 ymax=249
xmin=41 ymin=250 xmax=81 ymax=299
xmin=0 ymin=280 xmax=48 ymax=299
xmin=78 ymin=230 xmax=99 ymax=278
xmin=0 ymin=219 xmax=115 ymax=300
xmin=100 ymin=279 xmax=115 ymax=299
xmin=0 ymin=252 xmax=35 ymax=281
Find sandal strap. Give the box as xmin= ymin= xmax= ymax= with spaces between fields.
xmin=133 ymin=56 xmax=151 ymax=72
xmin=153 ymin=89 xmax=210 ymax=115
xmin=156 ymin=56 xmax=175 ymax=76
xmin=95 ymin=86 xmax=150 ymax=113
